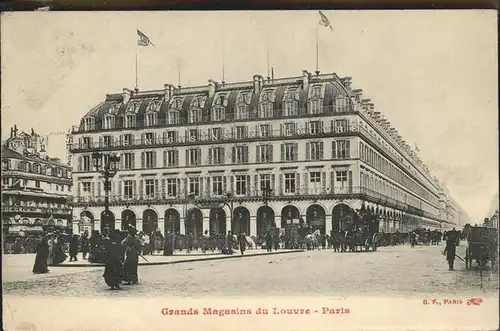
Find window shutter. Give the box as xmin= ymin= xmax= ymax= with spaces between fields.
xmin=271 ymin=174 xmax=276 ymax=193
xmin=332 ymin=141 xmax=337 ymax=159
xmin=320 ymin=121 xmax=324 ymax=133
xmin=183 ymin=178 xmax=188 ymax=195
xmin=155 ymin=179 xmax=159 ymax=197
xmin=161 ymin=179 xmax=166 ymax=197
xmin=99 ymin=136 xmax=103 ymax=147
xmin=246 ymin=175 xmax=251 ymax=196
xmin=174 ymin=150 xmax=179 ymax=166
xmin=279 ymin=173 xmax=284 ymax=194
xmin=346 ymin=141 xmax=351 ymax=158
xmin=231 ymin=126 xmax=235 ymax=139
xmin=331 ymin=120 xmax=334 ymax=133
xmin=330 ymin=171 xmax=335 ymax=192
xmin=244 ymin=146 xmax=249 ymax=163
xmin=141 ymin=133 xmax=145 ymax=145
xmin=77 ymin=182 xmax=81 ymax=197
xmin=232 ymin=146 xmax=236 ymax=164
xmin=320 ymin=141 xmax=324 ymax=159
xmin=78 ymin=156 xmax=82 ymax=172
xmin=208 ymin=148 xmax=213 ymax=165
xmin=269 ymin=145 xmax=273 ymax=162
xmin=185 ymin=150 xmax=190 ymax=166
xmin=200 ymin=177 xmax=204 ymax=196
xmin=254 ymin=174 xmax=259 ymax=193
xmin=280 ymin=144 xmax=285 ymax=161
xmin=185 ymin=130 xmax=189 ymax=142
xmin=91 ymin=182 xmax=95 ymax=197
xmin=131 ymin=153 xmax=135 ymax=169
xmin=208 ymin=128 xmax=212 ymax=141
xmin=305 ymin=122 xmax=310 ymax=135
xmin=256 ymin=146 xmax=261 ymax=163
xmin=280 ymin=123 xmax=284 ymax=136
xmin=348 ymin=171 xmax=353 ymax=193
xmin=153 ymin=151 xmax=157 ymax=168
xmin=206 ymin=177 xmax=210 ymax=195
xmin=296 ymin=173 xmax=300 ymax=193
xmin=306 ymin=143 xmax=310 ymax=160
xmin=322 ymin=172 xmax=326 ymax=192
xmin=221 ymin=148 xmax=225 ymax=165
xmin=303 ymin=173 xmax=308 ymax=194
xmin=133 ymin=180 xmax=137 ymax=197
xmin=163 ymin=151 xmax=167 ymax=167
xmin=197 ymin=149 xmax=201 ymax=165
xmin=255 ymin=124 xmax=259 ymax=137
xmin=244 ymin=126 xmax=248 ymax=138
xmin=223 ymin=176 xmax=227 ymax=193
xmin=163 ymin=132 xmax=168 ymax=144
xmin=139 ymin=180 xmax=144 ymax=198
xmin=78 ymin=138 xmax=82 ymax=148
xmin=198 ymin=129 xmax=202 ymax=141
xmin=293 ymin=143 xmax=298 ymax=161
xmin=230 ymin=176 xmax=235 ymax=194
xmin=118 ymin=179 xmax=122 ymax=198
xmin=141 ymin=152 xmax=145 ymax=168
xmin=97 ymin=181 xmax=102 ymax=197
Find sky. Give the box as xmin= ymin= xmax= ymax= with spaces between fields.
xmin=1 ymin=10 xmax=497 ymax=220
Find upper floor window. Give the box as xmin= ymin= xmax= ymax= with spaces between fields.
xmin=282 ymin=143 xmax=298 ymax=162
xmin=308 ymin=121 xmax=323 ymax=135
xmin=145 ymin=112 xmax=157 ymax=127
xmin=307 ymin=141 xmax=324 ymax=160
xmin=283 ymin=88 xmax=299 ymax=117
xmin=209 ymin=128 xmax=223 ymax=141
xmin=259 ymin=103 xmax=273 ymax=118
xmin=83 ymin=117 xmax=95 ymax=131
xmin=103 ymin=115 xmax=115 ymax=129
xmin=188 ymin=109 xmax=202 ymax=124
xmin=283 ymin=122 xmax=296 ymax=136
xmin=164 ymin=131 xmax=177 ymax=144
xmin=101 ymin=135 xmax=112 ymax=147
xmin=209 ymin=147 xmax=225 ymax=165
xmin=186 ymin=148 xmax=201 ymax=166
xmin=259 ymin=124 xmax=270 ymax=138
xmin=124 ymin=114 xmax=136 ymax=128
xmin=333 ymin=119 xmax=349 ymax=133
xmin=235 ymin=104 xmax=250 ymax=120
xmin=256 ymin=145 xmax=273 ymax=163
xmin=167 ymin=110 xmax=179 ymax=125
xmin=188 ymin=129 xmax=199 ymax=142
xmin=332 ymin=140 xmax=351 ymax=159
xmin=335 ymin=96 xmax=348 ymax=113
xmin=232 ymin=145 xmax=249 ymax=164
xmin=308 ymin=85 xmax=324 ymax=114
xmin=2 ymin=160 xmax=11 ymax=170
xmin=311 ymin=85 xmax=322 ymax=98
xmin=212 ymin=94 xmax=227 ymax=121
xmin=259 ymin=89 xmax=275 ymax=118
xmin=123 ymin=134 xmax=134 ymax=146
xmin=143 ymin=132 xmax=155 ymax=145
xmin=235 ymin=126 xmax=247 ymax=139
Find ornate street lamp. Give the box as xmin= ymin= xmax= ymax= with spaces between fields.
xmin=222 ymin=192 xmax=234 ymax=234
xmin=92 ymin=152 xmax=120 ymax=232
xmin=238 ymin=212 xmax=243 ymax=234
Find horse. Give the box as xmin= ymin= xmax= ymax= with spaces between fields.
xmin=305 ymin=229 xmax=322 ymax=250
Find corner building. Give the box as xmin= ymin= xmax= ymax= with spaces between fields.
xmin=69 ymin=70 xmax=456 ymax=236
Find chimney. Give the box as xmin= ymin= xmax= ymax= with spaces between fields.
xmin=208 ymin=80 xmax=218 ymax=98
xmin=340 ymin=77 xmax=352 ymax=89
xmin=122 ymin=88 xmax=132 ymax=104
xmin=302 ymin=70 xmax=310 ymax=90
xmin=252 ymin=75 xmax=263 ymax=94
xmin=10 ymin=127 xmax=13 ymax=138
xmin=164 ymin=84 xmax=176 ymax=101
xmin=352 ymin=89 xmax=363 ymax=102
xmin=361 ymin=98 xmax=371 ymax=104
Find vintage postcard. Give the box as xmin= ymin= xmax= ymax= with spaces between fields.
xmin=1 ymin=10 xmax=498 ymax=331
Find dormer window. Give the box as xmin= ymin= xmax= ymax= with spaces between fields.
xmin=188 ymin=109 xmax=202 ymax=123
xmin=212 ymin=94 xmax=227 ymax=122
xmin=167 ymin=110 xmax=179 ymax=125
xmin=259 ymin=89 xmax=275 ymax=118
xmin=145 ymin=112 xmax=157 ymax=127
xmin=235 ymin=92 xmax=251 ymax=120
xmin=283 ymin=88 xmax=299 ymax=117
xmin=82 ymin=117 xmax=95 ymax=131
xmin=124 ymin=114 xmax=136 ymax=128
xmin=308 ymin=84 xmax=324 ymax=115
xmin=23 ymin=162 xmax=31 ymax=172
xmin=103 ymin=115 xmax=115 ymax=129
xmin=2 ymin=160 xmax=11 ymax=170
xmin=335 ymin=96 xmax=348 ymax=113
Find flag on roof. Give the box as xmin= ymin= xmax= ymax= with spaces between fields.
xmin=137 ymin=29 xmax=154 ymax=47
xmin=318 ymin=11 xmax=333 ymax=31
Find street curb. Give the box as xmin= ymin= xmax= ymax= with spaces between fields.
xmin=51 ymin=250 xmax=304 ymax=268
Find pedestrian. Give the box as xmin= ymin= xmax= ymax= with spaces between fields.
xmin=80 ymin=231 xmax=90 ymax=260
xmin=225 ymin=231 xmax=233 ymax=255
xmin=103 ymin=236 xmax=123 ymax=290
xmin=265 ymin=231 xmax=273 ymax=252
xmin=121 ymin=226 xmax=142 ymax=285
xmin=69 ymin=234 xmax=79 ymax=262
xmin=202 ymin=230 xmax=210 ymax=253
xmin=32 ymin=235 xmax=49 ymax=274
xmin=163 ymin=231 xmax=174 ymax=256
xmin=410 ymin=231 xmax=417 ymax=248
xmin=238 ymin=232 xmax=248 ymax=255
xmin=443 ymin=238 xmax=456 ymax=271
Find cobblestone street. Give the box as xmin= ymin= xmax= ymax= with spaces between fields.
xmin=3 ymin=242 xmax=498 ymax=298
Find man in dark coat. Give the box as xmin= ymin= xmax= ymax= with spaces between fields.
xmin=238 ymin=233 xmax=248 ymax=255
xmin=163 ymin=231 xmax=174 ymax=256
xmin=265 ymin=231 xmax=273 ymax=252
xmin=121 ymin=226 xmax=142 ymax=285
xmin=225 ymin=231 xmax=233 ymax=255
xmin=69 ymin=234 xmax=79 ymax=262
xmin=32 ymin=236 xmax=49 ymax=274
xmin=80 ymin=231 xmax=90 ymax=260
xmin=103 ymin=236 xmax=123 ymax=290
xmin=443 ymin=238 xmax=456 ymax=271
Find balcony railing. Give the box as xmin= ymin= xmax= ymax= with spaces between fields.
xmin=1 ymin=205 xmax=72 ymax=214
xmin=70 ymin=123 xmax=357 ymax=151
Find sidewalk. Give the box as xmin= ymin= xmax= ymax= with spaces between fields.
xmin=54 ymin=249 xmax=303 ymax=267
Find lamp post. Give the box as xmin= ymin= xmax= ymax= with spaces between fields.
xmin=183 ymin=193 xmax=196 ymax=234
xmin=92 ymin=152 xmax=120 ymax=232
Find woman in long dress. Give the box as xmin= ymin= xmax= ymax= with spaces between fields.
xmin=33 ymin=236 xmax=49 ymax=274
xmin=121 ymin=227 xmax=142 ymax=285
xmin=46 ymin=235 xmax=55 ymax=265
xmin=103 ymin=237 xmax=123 ymax=290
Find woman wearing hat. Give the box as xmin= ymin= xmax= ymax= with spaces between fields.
xmin=103 ymin=236 xmax=123 ymax=290
xmin=33 ymin=236 xmax=49 ymax=274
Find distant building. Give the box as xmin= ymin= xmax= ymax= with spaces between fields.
xmin=1 ymin=125 xmax=73 ymax=236
xmin=483 ymin=210 xmax=498 ymax=229
xmin=68 ymin=70 xmax=464 ymax=236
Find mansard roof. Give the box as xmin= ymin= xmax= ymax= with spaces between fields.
xmin=80 ymin=71 xmax=352 ymax=122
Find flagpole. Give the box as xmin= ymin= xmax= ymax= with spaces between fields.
xmin=177 ymin=58 xmax=181 ymax=88
xmin=135 ymin=45 xmax=138 ymax=91
xmin=267 ymin=34 xmax=270 ymax=80
xmin=316 ymin=21 xmax=320 ymax=74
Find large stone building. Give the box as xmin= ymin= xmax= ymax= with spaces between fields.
xmin=1 ymin=126 xmax=73 ymax=235
xmin=69 ymin=70 xmax=462 ymax=237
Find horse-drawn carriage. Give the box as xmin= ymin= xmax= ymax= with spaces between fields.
xmin=339 ymin=209 xmax=380 ymax=252
xmin=464 ymin=226 xmax=498 ymax=270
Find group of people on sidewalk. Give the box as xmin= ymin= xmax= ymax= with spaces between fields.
xmin=32 ymin=231 xmax=69 ymax=274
